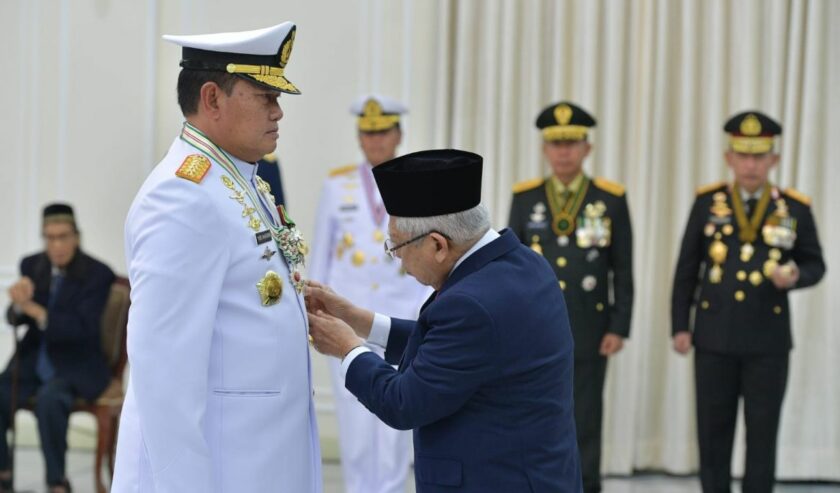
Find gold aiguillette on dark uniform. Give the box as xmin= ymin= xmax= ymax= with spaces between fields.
xmin=545 ymin=177 xmax=590 ymax=239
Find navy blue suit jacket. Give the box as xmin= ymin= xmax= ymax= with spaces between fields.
xmin=346 ymin=229 xmax=582 ymax=492
xmin=4 ymin=251 xmax=114 ymax=400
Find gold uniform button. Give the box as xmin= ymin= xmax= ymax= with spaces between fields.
xmin=773 ymin=305 xmax=782 ymax=314
xmin=736 ymin=270 xmax=747 ymax=281
xmin=596 ymin=303 xmax=604 ymax=312
xmin=701 ymin=300 xmax=710 ymax=309
xmin=735 ymin=290 xmax=745 ymax=302
xmin=556 ymin=257 xmax=567 ymax=268
xmin=559 ymin=280 xmax=566 ymax=290
xmin=749 ymin=271 xmax=763 ymax=286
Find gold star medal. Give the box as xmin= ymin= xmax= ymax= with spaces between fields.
xmin=256 ymin=271 xmax=283 ymax=306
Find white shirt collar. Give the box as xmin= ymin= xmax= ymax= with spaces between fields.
xmin=229 ymin=153 xmax=258 ymax=181
xmin=738 ymin=185 xmax=763 ymax=202
xmin=450 ymin=228 xmax=500 ymax=275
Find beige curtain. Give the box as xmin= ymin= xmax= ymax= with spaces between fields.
xmin=423 ymin=0 xmax=839 ymax=479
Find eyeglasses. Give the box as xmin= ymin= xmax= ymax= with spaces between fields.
xmin=383 ymin=230 xmax=449 ymax=259
xmin=43 ymin=232 xmax=77 ymax=244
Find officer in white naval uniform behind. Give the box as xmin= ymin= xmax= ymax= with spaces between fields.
xmin=309 ymin=95 xmax=429 ymax=493
xmin=113 ymin=22 xmax=321 ymax=493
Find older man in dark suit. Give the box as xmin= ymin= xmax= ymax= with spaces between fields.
xmin=2 ymin=203 xmax=114 ymax=493
xmin=308 ymin=149 xmax=582 ymax=492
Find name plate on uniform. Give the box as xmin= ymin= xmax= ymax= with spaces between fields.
xmin=255 ymin=230 xmax=272 ymax=245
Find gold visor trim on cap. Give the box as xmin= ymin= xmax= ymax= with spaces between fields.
xmin=358 ymin=115 xmax=401 ymax=132
xmin=730 ymin=136 xmax=774 ymax=154
xmin=226 ymin=63 xmax=300 ymax=94
xmin=542 ymin=125 xmax=588 ymax=142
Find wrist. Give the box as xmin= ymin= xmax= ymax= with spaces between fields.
xmin=349 ymin=308 xmax=375 ymax=339
xmin=341 ymin=341 xmax=364 ymax=360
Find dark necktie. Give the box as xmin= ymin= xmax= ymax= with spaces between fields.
xmin=746 ymin=197 xmax=758 ymax=216
xmin=36 ymin=272 xmax=63 ymax=382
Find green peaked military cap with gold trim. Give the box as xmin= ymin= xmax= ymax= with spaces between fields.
xmin=535 ymin=101 xmax=597 ymax=142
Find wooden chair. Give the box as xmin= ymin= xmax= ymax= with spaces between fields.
xmin=81 ymin=276 xmax=130 ymax=493
xmin=16 ymin=277 xmax=130 ymax=493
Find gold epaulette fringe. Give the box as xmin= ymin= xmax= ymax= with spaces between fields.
xmin=783 ymin=187 xmax=812 ymax=206
xmin=695 ymin=181 xmax=727 ymax=196
xmin=593 ymin=177 xmax=625 ymax=197
xmin=329 ymin=164 xmax=357 ymax=177
xmin=512 ymin=178 xmax=544 ymax=194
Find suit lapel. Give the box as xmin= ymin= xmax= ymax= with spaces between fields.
xmin=397 ymin=230 xmax=520 ymax=371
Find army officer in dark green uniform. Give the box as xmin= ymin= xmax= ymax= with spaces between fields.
xmin=671 ymin=111 xmax=825 ymax=493
xmin=508 ymin=101 xmax=634 ymax=493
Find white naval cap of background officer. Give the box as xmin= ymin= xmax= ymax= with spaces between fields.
xmin=113 ymin=22 xmax=323 ymax=493
xmin=308 ymin=94 xmax=427 ymax=493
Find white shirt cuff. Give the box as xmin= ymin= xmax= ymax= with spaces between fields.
xmin=340 ymin=346 xmax=372 ymax=379
xmin=367 ymin=312 xmax=392 ymax=348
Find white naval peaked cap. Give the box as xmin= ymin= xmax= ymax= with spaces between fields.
xmin=350 ymin=94 xmax=407 ymax=132
xmin=163 ymin=22 xmax=301 ymax=95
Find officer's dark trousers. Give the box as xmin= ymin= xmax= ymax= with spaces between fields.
xmin=0 ymin=375 xmax=74 ymax=486
xmin=695 ymin=351 xmax=789 ymax=493
xmin=574 ymin=356 xmax=607 ymax=493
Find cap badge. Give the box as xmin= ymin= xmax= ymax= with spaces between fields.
xmin=363 ymin=99 xmax=384 ymax=117
xmin=280 ymin=28 xmax=296 ymax=67
xmin=740 ymin=114 xmax=762 ymax=136
xmin=554 ymin=104 xmax=573 ymax=125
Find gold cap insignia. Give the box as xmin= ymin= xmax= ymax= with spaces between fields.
xmin=175 ymin=155 xmax=211 ymax=184
xmin=554 ymin=104 xmax=573 ymax=125
xmin=279 ymin=27 xmax=296 ymax=67
xmin=740 ymin=114 xmax=762 ymax=136
xmin=358 ymin=99 xmax=400 ymax=132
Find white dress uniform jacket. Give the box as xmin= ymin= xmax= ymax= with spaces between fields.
xmin=309 ymin=162 xmax=429 ymax=493
xmin=113 ymin=127 xmax=321 ymax=493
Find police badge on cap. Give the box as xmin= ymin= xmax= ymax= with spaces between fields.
xmin=163 ymin=22 xmax=301 ymax=94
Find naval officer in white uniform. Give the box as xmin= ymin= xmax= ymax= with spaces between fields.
xmin=113 ymin=22 xmax=321 ymax=493
xmin=309 ymin=95 xmax=429 ymax=493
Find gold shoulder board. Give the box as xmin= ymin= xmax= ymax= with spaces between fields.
xmin=329 ymin=164 xmax=358 ymax=178
xmin=512 ymin=178 xmax=544 ymax=194
xmin=695 ymin=181 xmax=727 ymax=196
xmin=262 ymin=152 xmax=278 ymax=163
xmin=175 ymin=155 xmax=211 ymax=184
xmin=593 ymin=177 xmax=626 ymax=197
xmin=783 ymin=187 xmax=812 ymax=206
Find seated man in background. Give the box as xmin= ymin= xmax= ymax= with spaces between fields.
xmin=1 ymin=203 xmax=115 ymax=493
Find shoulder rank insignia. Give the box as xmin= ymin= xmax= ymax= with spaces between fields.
xmin=329 ymin=164 xmax=358 ymax=178
xmin=695 ymin=181 xmax=727 ymax=196
xmin=783 ymin=187 xmax=812 ymax=206
xmin=512 ymin=178 xmax=544 ymax=194
xmin=593 ymin=177 xmax=625 ymax=197
xmin=176 ymin=155 xmax=211 ymax=184
xmin=262 ymin=152 xmax=278 ymax=163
